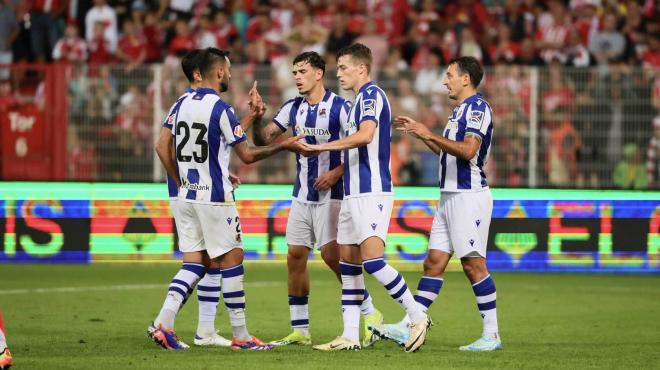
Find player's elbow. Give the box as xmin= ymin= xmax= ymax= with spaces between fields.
xmin=356 ymin=131 xmax=373 ymax=146
xmin=236 ymin=150 xmax=256 ymax=164
xmin=460 ymin=148 xmax=478 ymax=161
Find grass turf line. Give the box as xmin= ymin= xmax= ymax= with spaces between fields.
xmin=1 ymin=263 xmax=659 ymax=369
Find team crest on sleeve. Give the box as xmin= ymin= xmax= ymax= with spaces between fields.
xmin=167 ymin=113 xmax=175 ymax=125
xmin=234 ymin=125 xmax=244 ymax=137
xmin=361 ymin=99 xmax=376 ymax=116
xmin=467 ymin=110 xmax=484 ymax=129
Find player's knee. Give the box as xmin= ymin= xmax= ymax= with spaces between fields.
xmin=287 ymin=247 xmax=308 ymax=270
xmin=362 ymin=258 xmax=386 ymax=275
xmin=461 ymin=258 xmax=487 ymax=280
xmin=423 ymin=257 xmax=444 ymax=277
xmin=287 ymin=247 xmax=307 ymax=261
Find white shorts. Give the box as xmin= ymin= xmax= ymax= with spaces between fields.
xmin=337 ymin=194 xmax=393 ymax=245
xmin=286 ymin=200 xmax=341 ymax=249
xmin=428 ymin=190 xmax=492 ymax=258
xmin=170 ymin=199 xmax=204 ymax=253
xmin=173 ymin=200 xmax=243 ymax=258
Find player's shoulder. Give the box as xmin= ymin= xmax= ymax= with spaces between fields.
xmin=279 ymin=97 xmax=300 ymax=110
xmin=467 ymin=95 xmax=492 ymax=112
xmin=360 ymin=82 xmax=386 ymax=98
xmin=326 ymin=91 xmax=349 ymax=107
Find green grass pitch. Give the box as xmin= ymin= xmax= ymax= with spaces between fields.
xmin=1 ymin=263 xmax=659 ymax=369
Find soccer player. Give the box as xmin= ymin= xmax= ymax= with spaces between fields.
xmin=371 ymin=56 xmax=502 ymax=352
xmin=299 ymin=43 xmax=431 ymax=352
xmin=152 ymin=47 xmax=301 ymax=351
xmin=152 ymin=48 xmax=248 ymax=348
xmin=0 ymin=310 xmax=11 ymax=369
xmin=255 ymin=51 xmax=383 ymax=347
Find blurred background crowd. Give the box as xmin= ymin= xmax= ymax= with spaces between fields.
xmin=0 ymin=0 xmax=658 ymax=189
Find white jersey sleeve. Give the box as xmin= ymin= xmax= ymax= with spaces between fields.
xmin=464 ymin=99 xmax=493 ymax=139
xmin=272 ymin=99 xmax=297 ymax=132
xmin=217 ymin=105 xmax=247 ymax=146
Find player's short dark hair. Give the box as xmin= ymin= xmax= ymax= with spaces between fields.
xmin=181 ymin=49 xmax=202 ymax=82
xmin=336 ymin=43 xmax=372 ymax=73
xmin=292 ymin=51 xmax=325 ymax=75
xmin=448 ymin=56 xmax=484 ymax=88
xmin=196 ymin=47 xmax=229 ymax=79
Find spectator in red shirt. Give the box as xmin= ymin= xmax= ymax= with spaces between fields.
xmin=535 ymin=0 xmax=571 ymax=64
xmin=642 ymin=32 xmax=660 ymax=68
xmin=88 ymin=21 xmax=114 ymax=65
xmin=488 ymin=23 xmax=521 ymax=64
xmin=213 ymin=11 xmax=238 ymax=50
xmin=52 ymin=22 xmax=88 ymax=64
xmin=117 ymin=19 xmax=146 ymax=72
xmin=0 ymin=79 xmax=17 ymax=111
xmin=168 ymin=19 xmax=195 ymax=57
xmin=572 ymin=1 xmax=600 ymax=47
xmin=143 ymin=10 xmax=164 ymax=63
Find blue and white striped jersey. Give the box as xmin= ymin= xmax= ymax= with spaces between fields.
xmin=172 ymin=87 xmax=247 ymax=204
xmin=342 ymin=81 xmax=392 ymax=198
xmin=163 ymin=87 xmax=194 ymax=198
xmin=439 ymin=93 xmax=493 ymax=192
xmin=273 ymin=89 xmax=350 ymax=203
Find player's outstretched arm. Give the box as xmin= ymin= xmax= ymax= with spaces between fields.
xmin=299 ymin=120 xmax=377 ymax=153
xmin=154 ymin=127 xmax=181 ymax=187
xmin=233 ymin=134 xmax=305 ymax=164
xmin=393 ymin=116 xmax=442 ymax=155
xmin=256 ymin=121 xmax=285 ymax=145
xmin=395 ymin=116 xmax=481 ymax=161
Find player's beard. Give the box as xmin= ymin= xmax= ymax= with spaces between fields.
xmin=220 ymin=75 xmax=229 ymax=92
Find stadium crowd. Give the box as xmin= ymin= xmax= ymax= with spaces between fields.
xmin=0 ymin=0 xmax=658 ymax=189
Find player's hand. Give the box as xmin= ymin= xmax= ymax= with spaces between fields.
xmin=394 ymin=115 xmax=431 ymax=140
xmin=248 ymin=81 xmax=266 ymax=117
xmin=313 ymin=170 xmax=340 ymax=191
xmin=281 ymin=134 xmax=306 ymax=152
xmin=297 ymin=141 xmax=323 ymax=157
xmin=229 ymin=172 xmax=241 ymax=188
